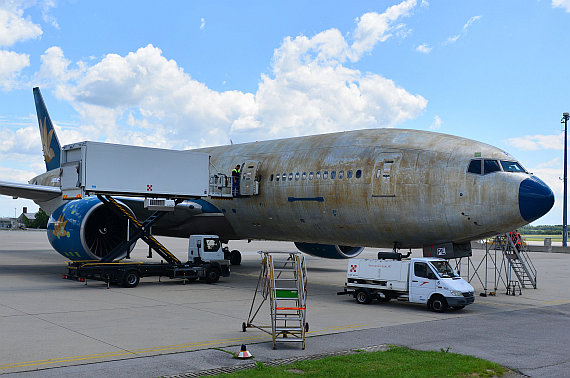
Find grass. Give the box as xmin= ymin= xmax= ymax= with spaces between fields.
xmin=212 ymin=346 xmax=507 ymax=377
xmin=519 ymin=234 xmax=562 ymax=242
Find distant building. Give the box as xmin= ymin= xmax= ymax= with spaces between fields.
xmin=0 ymin=218 xmax=15 ymax=229
xmin=17 ymin=207 xmax=37 ymax=228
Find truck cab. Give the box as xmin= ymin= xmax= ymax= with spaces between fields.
xmin=188 ymin=235 xmax=225 ymax=263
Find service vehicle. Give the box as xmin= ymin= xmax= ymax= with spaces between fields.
xmin=338 ymin=256 xmax=474 ymax=312
xmin=64 ymin=234 xmax=230 ymax=288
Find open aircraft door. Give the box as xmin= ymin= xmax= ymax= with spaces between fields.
xmin=372 ymin=152 xmax=401 ymax=197
xmin=240 ymin=160 xmax=261 ymax=196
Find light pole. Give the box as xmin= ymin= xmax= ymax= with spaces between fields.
xmin=563 ymin=112 xmax=569 ymax=247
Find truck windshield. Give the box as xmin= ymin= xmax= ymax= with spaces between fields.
xmin=203 ymin=238 xmax=220 ymax=252
xmin=429 ymin=261 xmax=458 ymax=278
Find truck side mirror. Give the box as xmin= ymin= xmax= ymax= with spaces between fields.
xmin=197 ymin=240 xmax=201 ymax=249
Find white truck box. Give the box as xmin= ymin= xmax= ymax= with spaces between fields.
xmin=347 ymin=258 xmax=409 ymax=291
xmin=61 ymin=141 xmax=209 ymax=199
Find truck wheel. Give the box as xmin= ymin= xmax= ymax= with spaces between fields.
xmin=355 ymin=289 xmax=372 ymax=304
xmin=430 ymin=296 xmax=448 ymax=313
xmin=123 ymin=270 xmax=140 ymax=288
xmin=230 ymin=250 xmax=241 ymax=266
xmin=205 ymin=267 xmax=221 ymax=284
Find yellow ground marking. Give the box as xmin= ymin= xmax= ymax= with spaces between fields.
xmin=0 ymin=323 xmax=370 ymax=370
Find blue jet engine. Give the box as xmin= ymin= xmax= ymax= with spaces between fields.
xmin=294 ymin=242 xmax=364 ymax=259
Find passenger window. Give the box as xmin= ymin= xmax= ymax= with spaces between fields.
xmin=331 ymin=170 xmax=336 ymax=179
xmin=347 ymin=169 xmax=353 ymax=179
xmin=309 ymin=172 xmax=314 ymax=180
xmin=468 ymin=160 xmax=482 ymax=174
xmin=270 ymin=174 xmax=274 ymax=181
xmin=323 ymin=170 xmax=328 ymax=179
xmin=302 ymin=172 xmax=307 ymax=180
xmin=356 ymin=169 xmax=362 ymax=179
xmin=376 ymin=169 xmax=382 ymax=178
xmin=295 ymin=172 xmax=300 ymax=180
xmin=275 ymin=173 xmax=279 ymax=182
xmin=484 ymin=160 xmax=501 ymax=174
xmin=316 ymin=171 xmax=321 ymax=180
xmin=282 ymin=173 xmax=286 ymax=181
xmin=288 ymin=173 xmax=293 ymax=181
xmin=339 ymin=170 xmax=344 ymax=179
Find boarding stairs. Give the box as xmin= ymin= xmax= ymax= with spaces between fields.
xmin=243 ymin=251 xmax=308 ymax=349
xmin=495 ymin=233 xmax=537 ymax=289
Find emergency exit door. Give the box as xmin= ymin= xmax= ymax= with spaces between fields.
xmin=372 ymin=152 xmax=401 ymax=197
xmin=240 ymin=160 xmax=261 ymax=196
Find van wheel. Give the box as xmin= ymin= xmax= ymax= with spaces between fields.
xmin=355 ymin=289 xmax=372 ymax=304
xmin=205 ymin=267 xmax=221 ymax=284
xmin=123 ymin=270 xmax=140 ymax=288
xmin=230 ymin=250 xmax=241 ymax=266
xmin=430 ymin=296 xmax=448 ymax=312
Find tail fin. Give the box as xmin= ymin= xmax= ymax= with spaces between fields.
xmin=33 ymin=87 xmax=61 ymax=171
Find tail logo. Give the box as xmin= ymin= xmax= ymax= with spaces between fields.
xmin=40 ymin=117 xmax=55 ymax=163
xmin=53 ymin=214 xmax=70 ymax=238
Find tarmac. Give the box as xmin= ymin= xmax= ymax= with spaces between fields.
xmin=0 ymin=230 xmax=569 ymax=377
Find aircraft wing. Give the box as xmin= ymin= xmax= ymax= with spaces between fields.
xmin=0 ymin=181 xmax=61 ymax=202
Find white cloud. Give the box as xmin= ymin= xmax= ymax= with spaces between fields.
xmin=0 ymin=49 xmax=29 ymax=88
xmin=31 ymin=1 xmax=426 ymax=151
xmin=506 ymin=133 xmax=563 ymax=151
xmin=429 ymin=115 xmax=441 ymax=130
xmin=553 ymin=0 xmax=570 ymax=12
xmin=350 ymin=0 xmax=416 ymax=60
xmin=416 ymin=43 xmax=431 ymax=53
xmin=200 ymin=17 xmax=205 ymax=30
xmin=0 ymin=1 xmax=43 ymax=47
xmin=443 ymin=15 xmax=482 ymax=45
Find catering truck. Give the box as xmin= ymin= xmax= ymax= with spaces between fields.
xmin=338 ymin=257 xmax=474 ymax=312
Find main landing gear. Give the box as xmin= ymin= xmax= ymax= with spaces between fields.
xmin=223 ymin=247 xmax=242 ymax=266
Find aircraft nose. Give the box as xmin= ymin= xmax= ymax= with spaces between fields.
xmin=519 ymin=177 xmax=555 ymax=222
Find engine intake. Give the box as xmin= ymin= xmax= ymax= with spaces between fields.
xmin=294 ymin=242 xmax=364 ymax=259
xmin=47 ymin=197 xmax=134 ymax=260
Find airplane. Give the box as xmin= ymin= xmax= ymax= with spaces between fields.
xmin=0 ymin=88 xmax=555 ymax=263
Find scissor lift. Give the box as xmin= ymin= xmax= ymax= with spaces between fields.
xmin=242 ymin=251 xmax=308 ymax=349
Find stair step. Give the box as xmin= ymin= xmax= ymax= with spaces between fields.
xmin=274 ymin=316 xmax=302 ymax=321
xmin=275 ymin=327 xmax=302 ymax=332
xmin=273 ymin=268 xmax=295 ymax=272
xmin=274 ymin=338 xmax=304 ymax=342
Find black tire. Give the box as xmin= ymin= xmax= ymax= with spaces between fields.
xmin=430 ymin=296 xmax=448 ymax=313
xmin=123 ymin=270 xmax=140 ymax=288
xmin=230 ymin=250 xmax=242 ymax=266
xmin=204 ymin=267 xmax=221 ymax=284
xmin=355 ymin=289 xmax=372 ymax=304
xmin=452 ymin=305 xmax=465 ymax=310
xmin=242 ymin=322 xmax=247 ymax=332
xmin=305 ymin=322 xmax=309 ymax=332
xmin=377 ymin=295 xmax=391 ymax=303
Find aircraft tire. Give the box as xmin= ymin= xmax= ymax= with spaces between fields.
xmin=123 ymin=270 xmax=140 ymax=288
xmin=230 ymin=250 xmax=242 ymax=266
xmin=355 ymin=289 xmax=372 ymax=304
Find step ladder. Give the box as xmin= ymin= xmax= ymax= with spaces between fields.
xmin=243 ymin=251 xmax=308 ymax=349
xmin=495 ymin=233 xmax=537 ymax=289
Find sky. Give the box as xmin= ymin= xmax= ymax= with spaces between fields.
xmin=0 ymin=0 xmax=569 ymax=225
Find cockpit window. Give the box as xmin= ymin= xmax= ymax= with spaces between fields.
xmin=484 ymin=160 xmax=501 ymax=174
xmin=500 ymin=160 xmax=526 ymax=173
xmin=468 ymin=160 xmax=482 ymax=174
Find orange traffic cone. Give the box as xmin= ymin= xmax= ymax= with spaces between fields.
xmin=236 ymin=344 xmax=252 ymax=359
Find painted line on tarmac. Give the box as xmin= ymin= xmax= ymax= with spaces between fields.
xmin=0 ymin=324 xmax=369 ymax=371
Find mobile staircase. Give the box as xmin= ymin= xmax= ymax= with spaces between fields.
xmin=243 ymin=251 xmax=308 ymax=349
xmin=495 ymin=233 xmax=537 ymax=290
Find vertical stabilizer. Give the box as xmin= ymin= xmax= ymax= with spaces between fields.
xmin=33 ymin=87 xmax=61 ymax=171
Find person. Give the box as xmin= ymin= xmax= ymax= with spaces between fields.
xmin=232 ymin=164 xmax=241 ymax=196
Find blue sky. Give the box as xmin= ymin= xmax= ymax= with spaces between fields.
xmin=1 ymin=0 xmax=569 ymax=225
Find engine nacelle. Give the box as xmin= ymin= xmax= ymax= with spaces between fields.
xmin=47 ymin=197 xmax=133 ymax=260
xmin=294 ymin=242 xmax=364 ymax=259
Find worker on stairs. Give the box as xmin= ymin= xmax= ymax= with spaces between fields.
xmin=232 ymin=164 xmax=241 ymax=197
xmin=510 ymin=231 xmax=522 ymax=251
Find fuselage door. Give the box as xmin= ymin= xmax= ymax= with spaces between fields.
xmin=372 ymin=152 xmax=401 ymax=197
xmin=240 ymin=160 xmax=261 ymax=196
